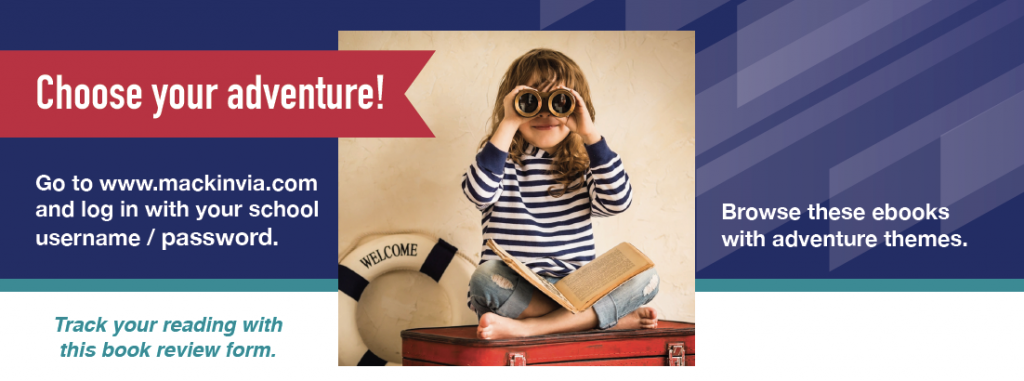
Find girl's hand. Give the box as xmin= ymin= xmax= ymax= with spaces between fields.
xmin=489 ymin=85 xmax=535 ymax=152
xmin=562 ymin=87 xmax=602 ymax=145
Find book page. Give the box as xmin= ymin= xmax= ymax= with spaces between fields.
xmin=486 ymin=240 xmax=579 ymax=313
xmin=555 ymin=242 xmax=654 ymax=311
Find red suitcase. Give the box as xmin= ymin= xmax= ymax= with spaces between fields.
xmin=401 ymin=320 xmax=694 ymax=366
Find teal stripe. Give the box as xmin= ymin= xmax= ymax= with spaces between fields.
xmin=697 ymin=279 xmax=1024 ymax=292
xmin=0 ymin=279 xmax=336 ymax=292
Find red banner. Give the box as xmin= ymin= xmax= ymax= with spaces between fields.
xmin=0 ymin=51 xmax=434 ymax=137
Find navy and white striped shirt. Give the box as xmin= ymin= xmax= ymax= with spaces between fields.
xmin=462 ymin=137 xmax=633 ymax=277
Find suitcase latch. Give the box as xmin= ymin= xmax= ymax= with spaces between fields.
xmin=668 ymin=343 xmax=685 ymax=366
xmin=508 ymin=352 xmax=526 ymax=366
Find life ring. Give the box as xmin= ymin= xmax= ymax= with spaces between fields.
xmin=338 ymin=233 xmax=477 ymax=366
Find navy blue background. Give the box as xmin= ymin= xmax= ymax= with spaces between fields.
xmin=3 ymin=0 xmax=1022 ymax=280
xmin=0 ymin=1 xmax=539 ymax=50
xmin=690 ymin=0 xmax=1024 ymax=278
xmin=0 ymin=139 xmax=338 ymax=279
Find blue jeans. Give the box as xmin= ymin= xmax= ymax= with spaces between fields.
xmin=467 ymin=260 xmax=660 ymax=330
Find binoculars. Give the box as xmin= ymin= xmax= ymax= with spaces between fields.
xmin=514 ymin=88 xmax=576 ymax=118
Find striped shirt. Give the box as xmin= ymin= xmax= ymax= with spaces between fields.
xmin=461 ymin=137 xmax=633 ymax=277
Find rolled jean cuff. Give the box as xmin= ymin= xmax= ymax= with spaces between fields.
xmin=593 ymin=296 xmax=618 ymax=330
xmin=495 ymin=278 xmax=533 ymax=319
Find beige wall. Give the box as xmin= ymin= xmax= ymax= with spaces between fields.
xmin=338 ymin=31 xmax=695 ymax=322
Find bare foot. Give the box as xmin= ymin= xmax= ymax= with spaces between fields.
xmin=612 ymin=306 xmax=659 ymax=330
xmin=477 ymin=312 xmax=529 ymax=339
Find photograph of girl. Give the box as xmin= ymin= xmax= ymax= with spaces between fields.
xmin=338 ymin=31 xmax=693 ymax=366
xmin=464 ymin=48 xmax=660 ymax=339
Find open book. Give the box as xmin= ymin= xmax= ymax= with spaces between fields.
xmin=487 ymin=240 xmax=655 ymax=314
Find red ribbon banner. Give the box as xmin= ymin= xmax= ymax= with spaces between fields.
xmin=0 ymin=51 xmax=434 ymax=137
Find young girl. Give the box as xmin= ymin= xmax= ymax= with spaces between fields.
xmin=462 ymin=48 xmax=659 ymax=340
